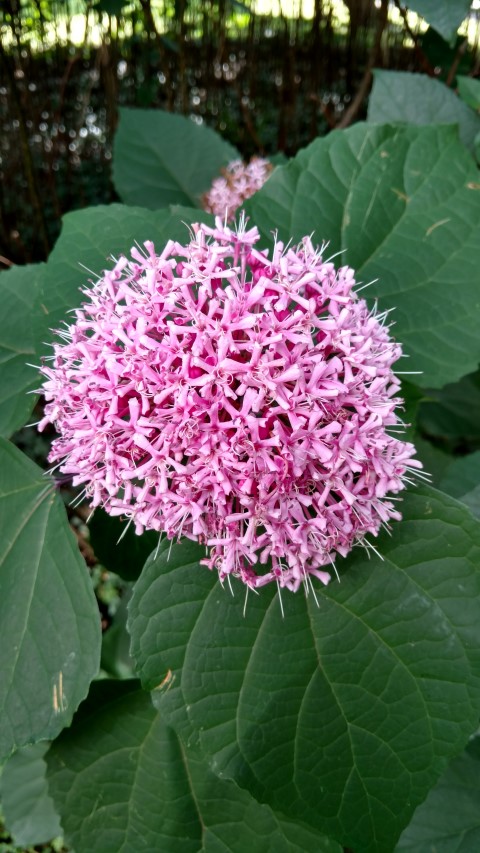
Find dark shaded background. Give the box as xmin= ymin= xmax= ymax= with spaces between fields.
xmin=1 ymin=0 xmax=479 ymax=265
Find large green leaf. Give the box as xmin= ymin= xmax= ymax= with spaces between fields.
xmin=113 ymin=108 xmax=239 ymax=209
xmin=418 ymin=370 xmax=480 ymax=451
xmin=128 ymin=487 xmax=480 ymax=853
xmin=457 ymin=75 xmax=480 ymax=112
xmin=245 ymin=123 xmax=480 ymax=388
xmin=0 ymin=439 xmax=101 ymax=760
xmin=46 ymin=680 xmax=340 ymax=853
xmin=368 ymin=71 xmax=480 ymax=154
xmin=406 ymin=1 xmax=471 ymax=43
xmin=128 ymin=540 xmax=217 ymax=741
xmin=411 ymin=435 xmax=451 ymax=487
xmin=395 ymin=736 xmax=480 ymax=851
xmin=439 ymin=451 xmax=480 ymax=519
xmin=0 ymin=743 xmax=62 ymax=846
xmin=0 ymin=263 xmax=45 ymax=438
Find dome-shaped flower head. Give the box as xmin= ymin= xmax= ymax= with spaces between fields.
xmin=203 ymin=157 xmax=273 ymax=219
xmin=38 ymin=217 xmax=422 ymax=594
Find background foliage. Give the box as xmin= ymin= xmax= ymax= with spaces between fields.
xmin=1 ymin=0 xmax=479 ymax=263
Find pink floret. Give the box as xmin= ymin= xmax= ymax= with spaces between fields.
xmin=203 ymin=157 xmax=273 ymax=219
xmin=38 ymin=218 xmax=421 ymax=592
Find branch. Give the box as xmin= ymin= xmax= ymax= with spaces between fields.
xmin=337 ymin=0 xmax=389 ymax=129
xmin=446 ymin=38 xmax=468 ymax=87
xmin=0 ymin=44 xmax=51 ymax=257
xmin=394 ymin=0 xmax=435 ymax=76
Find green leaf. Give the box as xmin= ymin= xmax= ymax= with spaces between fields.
xmin=0 ymin=743 xmax=62 ymax=846
xmin=405 ymin=1 xmax=471 ymax=44
xmin=128 ymin=487 xmax=480 ymax=853
xmin=0 ymin=263 xmax=45 ymax=438
xmin=399 ymin=379 xmax=424 ymax=441
xmin=457 ymin=75 xmax=480 ymax=112
xmin=128 ymin=539 xmax=217 ymax=740
xmin=395 ymin=735 xmax=480 ymax=851
xmin=439 ymin=451 xmax=480 ymax=518
xmin=0 ymin=439 xmax=101 ymax=760
xmin=368 ymin=70 xmax=480 ymax=154
xmin=46 ymin=680 xmax=340 ymax=853
xmin=411 ymin=435 xmax=451 ymax=487
xmin=245 ymin=123 xmax=480 ymax=388
xmin=418 ymin=370 xmax=480 ymax=451
xmin=113 ymin=108 xmax=239 ymax=209
xmin=88 ymin=509 xmax=158 ymax=582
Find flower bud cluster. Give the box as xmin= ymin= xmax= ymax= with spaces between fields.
xmin=203 ymin=157 xmax=273 ymax=219
xmin=39 ymin=219 xmax=420 ymax=591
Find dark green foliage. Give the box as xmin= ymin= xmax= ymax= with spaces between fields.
xmin=0 ymin=264 xmax=45 ymax=438
xmin=457 ymin=76 xmax=480 ymax=112
xmin=368 ymin=70 xmax=480 ymax=155
xmin=0 ymin=744 xmax=62 ymax=847
xmin=128 ymin=490 xmax=480 ymax=852
xmin=396 ymin=736 xmax=480 ymax=851
xmin=0 ymin=439 xmax=101 ymax=761
xmin=418 ymin=371 xmax=480 ymax=452
xmin=88 ymin=509 xmax=158 ymax=582
xmin=46 ymin=681 xmax=340 ymax=853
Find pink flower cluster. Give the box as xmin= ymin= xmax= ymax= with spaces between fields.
xmin=203 ymin=157 xmax=273 ymax=219
xmin=39 ymin=218 xmax=420 ymax=592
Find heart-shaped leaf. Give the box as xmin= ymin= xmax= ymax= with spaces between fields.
xmin=456 ymin=75 xmax=480 ymax=112
xmin=128 ymin=487 xmax=480 ymax=852
xmin=113 ymin=108 xmax=239 ymax=209
xmin=0 ymin=439 xmax=101 ymax=760
xmin=0 ymin=262 xmax=45 ymax=438
xmin=46 ymin=680 xmax=340 ymax=853
xmin=439 ymin=451 xmax=480 ymax=519
xmin=128 ymin=540 xmax=216 ymax=741
xmin=368 ymin=71 xmax=480 ymax=154
xmin=404 ymin=1 xmax=471 ymax=44
xmin=395 ymin=736 xmax=480 ymax=851
xmin=0 ymin=743 xmax=62 ymax=847
xmin=418 ymin=370 xmax=480 ymax=451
